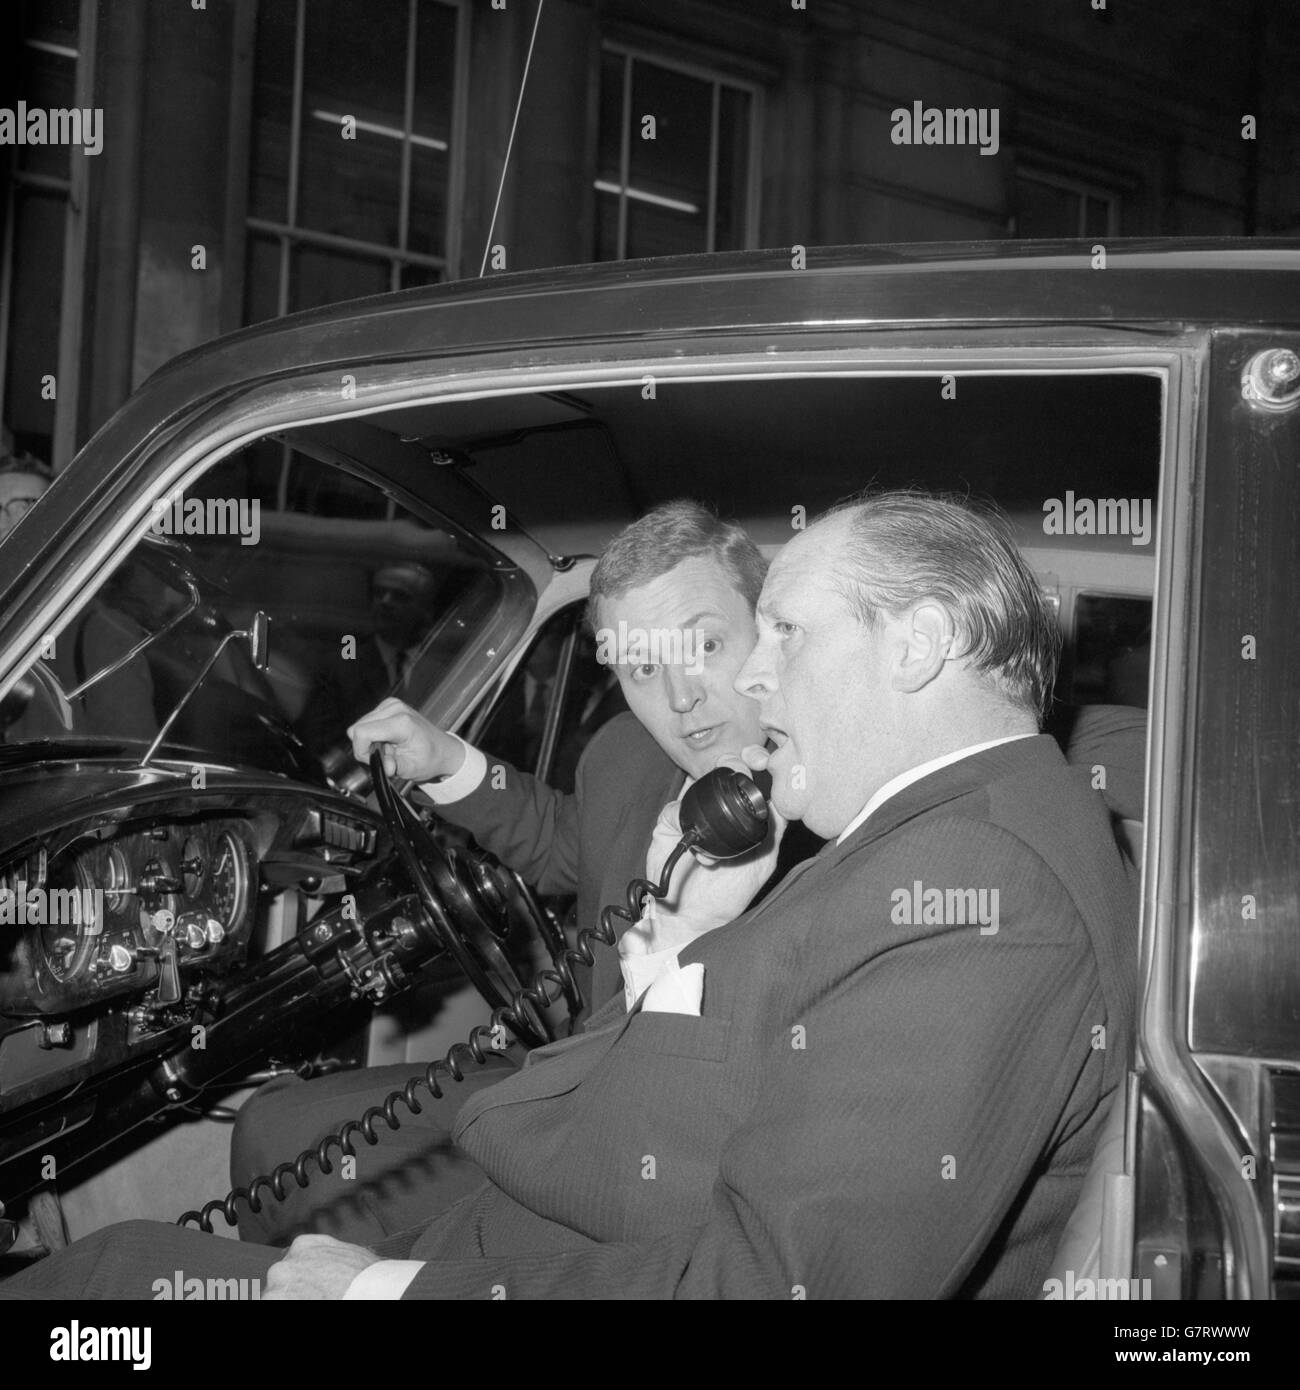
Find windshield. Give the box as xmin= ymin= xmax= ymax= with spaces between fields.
xmin=0 ymin=443 xmax=508 ymax=770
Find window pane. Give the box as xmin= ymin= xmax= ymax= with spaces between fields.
xmin=242 ymin=232 xmax=282 ymax=324
xmin=595 ymin=50 xmax=626 ymax=186
xmin=412 ymin=0 xmax=456 ymax=142
xmin=399 ymin=262 xmax=441 ymax=290
xmin=631 ymin=58 xmax=711 ymax=233
xmin=594 ymin=191 xmax=621 ymax=262
xmin=1014 ymin=176 xmax=1079 ymax=239
xmin=594 ymin=51 xmax=627 ymax=260
xmin=1072 ymin=594 xmax=1151 ymax=707
xmin=625 ymin=199 xmax=702 ymax=259
xmin=1085 ymin=194 xmax=1113 ymax=238
xmin=5 ymin=443 xmax=506 ymax=764
xmin=20 ymin=0 xmax=77 ymax=43
xmin=247 ymin=0 xmax=296 ymax=222
xmin=596 ymin=54 xmax=752 ymax=261
xmin=3 ymin=186 xmax=65 ymax=459
xmin=714 ymin=85 xmax=751 ymax=251
xmin=474 ymin=607 xmax=627 ymax=793
xmin=289 ymin=244 xmax=389 ymax=313
xmin=407 ymin=145 xmax=448 ymax=259
xmin=223 ymin=437 xmax=288 ymax=512
xmin=408 ymin=0 xmax=458 ymax=259
xmin=297 ymin=0 xmax=408 ymax=245
xmin=282 ymin=450 xmax=390 ymax=520
xmin=15 ymin=39 xmax=77 ymax=180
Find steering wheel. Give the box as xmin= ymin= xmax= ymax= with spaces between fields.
xmin=369 ymin=749 xmax=582 ymax=1048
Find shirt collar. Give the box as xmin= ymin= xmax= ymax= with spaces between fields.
xmin=835 ymin=733 xmax=1037 ymax=845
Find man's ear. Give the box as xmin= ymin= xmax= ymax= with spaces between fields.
xmin=891 ymin=602 xmax=955 ymax=693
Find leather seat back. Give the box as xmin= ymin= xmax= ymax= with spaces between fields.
xmin=1045 ymin=707 xmax=1146 ymax=1296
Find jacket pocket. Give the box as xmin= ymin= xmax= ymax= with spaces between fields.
xmin=622 ymin=1010 xmax=731 ymax=1062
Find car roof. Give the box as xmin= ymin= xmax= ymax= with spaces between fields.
xmin=157 ymin=237 xmax=1300 ymax=381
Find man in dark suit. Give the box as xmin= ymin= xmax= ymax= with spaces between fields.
xmin=296 ymin=562 xmax=439 ymax=752
xmin=231 ymin=501 xmax=779 ymax=1244
xmin=2 ymin=490 xmax=1136 ymax=1299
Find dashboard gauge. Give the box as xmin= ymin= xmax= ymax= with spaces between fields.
xmin=137 ymin=849 xmax=180 ymax=946
xmin=39 ymin=862 xmax=103 ymax=982
xmin=104 ymin=845 xmax=134 ymax=914
xmin=181 ymin=835 xmax=205 ymax=896
xmin=208 ymin=829 xmax=250 ymax=931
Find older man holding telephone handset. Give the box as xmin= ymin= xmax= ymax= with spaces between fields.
xmin=231 ymin=500 xmax=799 ymax=1246
xmin=4 ymin=489 xmax=1136 ymax=1300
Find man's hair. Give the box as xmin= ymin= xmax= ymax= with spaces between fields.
xmin=824 ymin=489 xmax=1062 ymax=723
xmin=586 ymin=500 xmax=767 ymax=628
xmin=0 ymin=448 xmax=53 ymax=483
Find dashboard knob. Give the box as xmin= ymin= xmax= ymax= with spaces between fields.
xmin=204 ymin=917 xmax=225 ymax=945
xmin=108 ymin=943 xmax=134 ymax=973
xmin=184 ymin=922 xmax=207 ymax=950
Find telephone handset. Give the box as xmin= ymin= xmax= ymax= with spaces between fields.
xmin=679 ymin=764 xmax=772 ymax=859
xmin=179 ymin=762 xmax=771 ymax=1230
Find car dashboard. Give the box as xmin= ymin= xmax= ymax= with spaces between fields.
xmin=0 ymin=760 xmax=388 ymax=1186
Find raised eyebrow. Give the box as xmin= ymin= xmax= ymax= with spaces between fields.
xmin=680 ymin=609 xmax=727 ymax=628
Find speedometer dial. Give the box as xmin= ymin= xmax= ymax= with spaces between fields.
xmin=39 ymin=861 xmax=103 ymax=981
xmin=208 ymin=829 xmax=250 ymax=931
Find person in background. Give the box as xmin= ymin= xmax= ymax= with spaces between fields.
xmin=0 ymin=439 xmax=52 ymax=544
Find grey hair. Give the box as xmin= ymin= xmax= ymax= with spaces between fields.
xmin=822 ymin=489 xmax=1062 ymax=723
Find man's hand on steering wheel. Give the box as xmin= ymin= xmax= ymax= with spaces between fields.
xmin=349 ymin=698 xmax=463 ymax=783
xmin=352 ymin=700 xmax=578 ymax=1047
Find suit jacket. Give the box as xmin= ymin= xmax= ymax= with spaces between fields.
xmin=429 ymin=704 xmax=1142 ymax=1017
xmin=398 ymin=733 xmax=1138 ymax=1298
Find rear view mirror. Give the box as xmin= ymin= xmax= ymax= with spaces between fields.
xmin=248 ymin=611 xmax=270 ymax=670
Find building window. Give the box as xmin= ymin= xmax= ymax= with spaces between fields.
xmin=243 ymin=0 xmax=466 ymax=325
xmin=1014 ymin=168 xmax=1119 ymax=239
xmin=0 ymin=0 xmax=90 ymax=470
xmin=595 ymin=43 xmax=760 ymax=261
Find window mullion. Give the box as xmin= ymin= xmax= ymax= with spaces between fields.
xmin=398 ymin=0 xmax=417 ymax=263
xmin=287 ymin=0 xmax=306 ymax=233
xmin=617 ymin=52 xmax=632 ymax=261
xmin=706 ymin=81 xmax=720 ymax=253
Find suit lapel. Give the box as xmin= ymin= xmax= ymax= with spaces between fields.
xmin=739 ymin=735 xmax=1065 ymax=924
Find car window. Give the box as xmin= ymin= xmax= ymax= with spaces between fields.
xmin=1070 ymin=593 xmax=1152 ymax=708
xmin=473 ymin=603 xmax=627 ymax=794
xmin=0 ymin=444 xmax=507 ymax=766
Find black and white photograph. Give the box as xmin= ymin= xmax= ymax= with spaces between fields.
xmin=0 ymin=0 xmax=1296 ymax=1354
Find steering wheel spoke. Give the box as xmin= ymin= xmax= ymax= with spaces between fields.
xmin=369 ymin=749 xmax=574 ymax=1048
